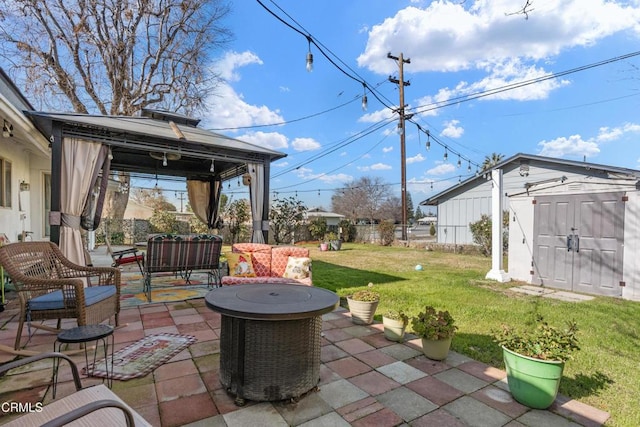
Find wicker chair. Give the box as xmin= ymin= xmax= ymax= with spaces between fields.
xmin=0 ymin=241 xmax=120 ymax=351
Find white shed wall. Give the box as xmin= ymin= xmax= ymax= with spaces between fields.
xmin=507 ymin=196 xmax=535 ymax=282
xmin=622 ymin=191 xmax=640 ymax=301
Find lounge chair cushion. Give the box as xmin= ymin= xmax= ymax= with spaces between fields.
xmin=29 ymin=285 xmax=117 ymax=311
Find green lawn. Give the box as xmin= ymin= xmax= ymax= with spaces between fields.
xmin=308 ymin=242 xmax=640 ymax=427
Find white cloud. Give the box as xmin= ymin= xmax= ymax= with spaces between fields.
xmin=407 ymin=153 xmax=425 ymax=164
xmin=203 ymin=51 xmax=284 ymax=130
xmin=291 ymin=137 xmax=321 ymax=151
xmin=359 ymin=108 xmax=395 ymax=123
xmin=358 ymin=1 xmax=640 ymax=75
xmin=426 ymin=162 xmax=456 ymax=175
xmin=238 ymin=131 xmax=288 ymax=151
xmin=440 ymin=120 xmax=464 ymax=138
xmin=383 ymin=146 xmax=394 ymax=153
xmin=537 ymin=134 xmax=600 ymax=158
xmin=596 ymin=123 xmax=640 ymax=142
xmin=215 ymin=51 xmax=263 ymax=81
xmin=295 ymin=167 xmax=353 ymax=184
xmin=371 ymin=163 xmax=392 ymax=170
xmin=357 ymin=1 xmax=640 ymax=103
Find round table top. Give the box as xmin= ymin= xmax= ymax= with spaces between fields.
xmin=57 ymin=324 xmax=114 ymax=343
xmin=205 ymin=284 xmax=339 ymax=321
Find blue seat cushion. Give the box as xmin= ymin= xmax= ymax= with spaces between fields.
xmin=29 ymin=285 xmax=117 ymax=311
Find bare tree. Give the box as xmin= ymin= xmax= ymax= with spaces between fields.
xmin=0 ymin=0 xmax=231 ymax=219
xmin=332 ymin=176 xmax=392 ymax=224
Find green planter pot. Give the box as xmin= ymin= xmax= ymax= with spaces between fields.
xmin=382 ymin=317 xmax=406 ymax=342
xmin=420 ymin=336 xmax=452 ymax=361
xmin=502 ymin=346 xmax=565 ymax=409
xmin=347 ymin=298 xmax=379 ymax=325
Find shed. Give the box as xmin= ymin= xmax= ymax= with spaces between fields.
xmin=420 ymin=153 xmax=640 ymax=300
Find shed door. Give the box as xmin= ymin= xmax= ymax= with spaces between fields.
xmin=532 ymin=193 xmax=624 ymax=297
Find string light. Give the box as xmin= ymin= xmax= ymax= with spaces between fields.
xmin=210 ymin=159 xmax=215 ymax=173
xmin=306 ymin=36 xmax=313 ymax=72
xmin=107 ymin=147 xmax=113 ymax=160
xmin=468 ymin=160 xmax=472 ymax=173
xmin=426 ymin=130 xmax=430 ymax=151
xmin=361 ymin=83 xmax=368 ymax=111
xmin=162 ymin=152 xmax=167 ymax=167
xmin=443 ymin=148 xmax=448 ymax=162
xmin=457 ymin=154 xmax=461 ymax=168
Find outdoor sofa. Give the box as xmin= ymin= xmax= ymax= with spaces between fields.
xmin=221 ymin=243 xmax=312 ymax=286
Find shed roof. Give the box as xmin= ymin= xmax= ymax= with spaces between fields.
xmin=420 ymin=153 xmax=640 ymax=206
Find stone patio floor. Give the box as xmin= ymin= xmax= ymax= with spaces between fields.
xmin=0 ymin=247 xmax=610 ymax=426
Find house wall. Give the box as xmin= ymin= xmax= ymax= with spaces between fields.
xmin=0 ymin=140 xmax=48 ymax=242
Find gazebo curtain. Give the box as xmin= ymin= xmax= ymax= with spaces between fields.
xmin=59 ymin=138 xmax=109 ymax=265
xmin=187 ymin=177 xmax=222 ymax=229
xmin=249 ymin=163 xmax=267 ymax=243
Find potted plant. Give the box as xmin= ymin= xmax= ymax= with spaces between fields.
xmin=493 ymin=315 xmax=579 ymax=409
xmin=411 ymin=306 xmax=457 ymax=360
xmin=308 ymin=218 xmax=328 ymax=250
xmin=346 ymin=285 xmax=379 ymax=325
xmin=382 ymin=310 xmax=408 ymax=342
xmin=325 ymin=232 xmax=341 ymax=251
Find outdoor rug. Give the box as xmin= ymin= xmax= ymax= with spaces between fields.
xmin=120 ymin=272 xmax=213 ymax=307
xmin=86 ymin=333 xmax=197 ymax=380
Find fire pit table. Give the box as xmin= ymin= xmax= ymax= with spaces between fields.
xmin=205 ymin=284 xmax=339 ymax=405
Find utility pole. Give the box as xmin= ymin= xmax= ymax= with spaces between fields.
xmin=388 ymin=52 xmax=411 ymax=241
xmin=175 ymin=191 xmax=187 ymax=213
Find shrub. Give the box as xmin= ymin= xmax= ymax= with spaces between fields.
xmin=377 ymin=220 xmax=396 ymax=246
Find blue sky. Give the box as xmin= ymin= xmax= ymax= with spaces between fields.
xmin=143 ymin=1 xmax=640 ymax=210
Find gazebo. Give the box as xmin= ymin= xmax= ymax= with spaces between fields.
xmin=26 ymin=109 xmax=286 ymax=265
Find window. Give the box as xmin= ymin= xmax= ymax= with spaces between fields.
xmin=0 ymin=158 xmax=11 ymax=208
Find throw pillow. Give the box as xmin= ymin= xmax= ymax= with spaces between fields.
xmin=227 ymin=252 xmax=257 ymax=277
xmin=283 ymin=256 xmax=311 ymax=280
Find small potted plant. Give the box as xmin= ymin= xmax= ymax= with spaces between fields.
xmin=346 ymin=284 xmax=380 ymax=325
xmin=325 ymin=231 xmax=341 ymax=251
xmin=493 ymin=315 xmax=579 ymax=409
xmin=411 ymin=306 xmax=457 ymax=360
xmin=382 ymin=309 xmax=408 ymax=342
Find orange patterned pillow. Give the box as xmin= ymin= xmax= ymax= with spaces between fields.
xmin=227 ymin=252 xmax=257 ymax=277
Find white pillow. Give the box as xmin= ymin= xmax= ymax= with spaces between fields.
xmin=283 ymin=256 xmax=311 ymax=280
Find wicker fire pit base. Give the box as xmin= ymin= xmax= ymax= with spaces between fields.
xmin=219 ymin=315 xmax=322 ymax=404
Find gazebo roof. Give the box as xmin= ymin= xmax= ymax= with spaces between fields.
xmin=25 ymin=109 xmax=286 ymax=181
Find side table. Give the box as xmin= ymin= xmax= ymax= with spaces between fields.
xmin=53 ymin=324 xmax=114 ymax=398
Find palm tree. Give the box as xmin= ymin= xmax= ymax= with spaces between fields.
xmin=481 ymin=153 xmax=505 ymax=171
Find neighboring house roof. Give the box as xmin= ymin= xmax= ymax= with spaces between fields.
xmin=420 ymin=153 xmax=640 ymax=206
xmin=306 ymin=208 xmax=345 ymax=219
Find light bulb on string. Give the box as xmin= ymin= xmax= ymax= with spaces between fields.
xmin=361 ymin=83 xmax=368 ymax=111
xmin=162 ymin=152 xmax=167 ymax=167
xmin=457 ymin=155 xmax=461 ymax=168
xmin=430 ymin=181 xmax=433 ymax=190
xmin=443 ymin=149 xmax=448 ymax=162
xmin=305 ymin=36 xmax=313 ymax=72
xmin=108 ymin=147 xmax=113 ymax=160
xmin=426 ymin=130 xmax=431 ymax=151
xmin=210 ymin=159 xmax=215 ymax=173
xmin=467 ymin=161 xmax=472 ymax=173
